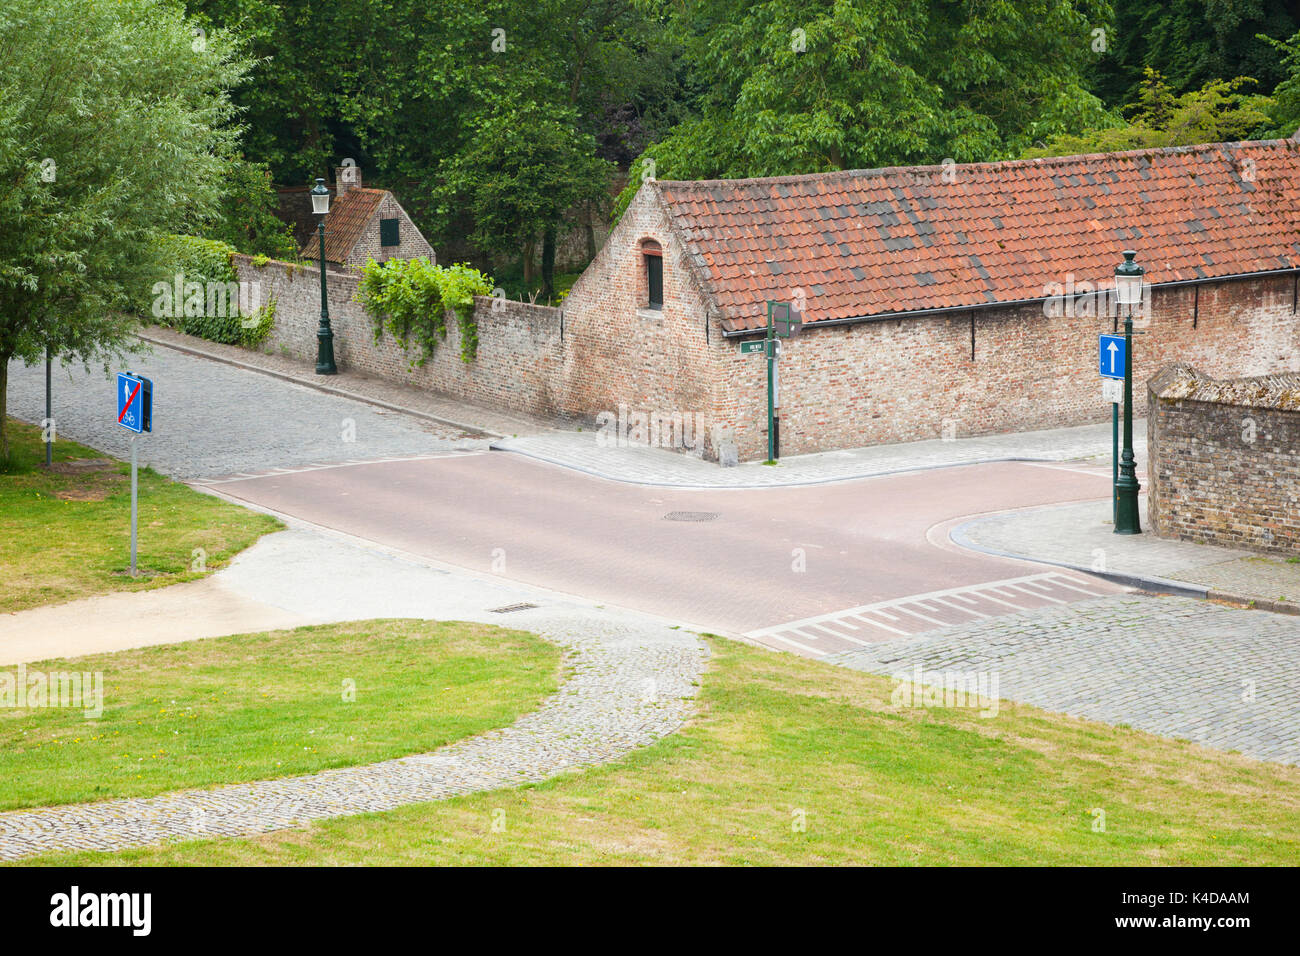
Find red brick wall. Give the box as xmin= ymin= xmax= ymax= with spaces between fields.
xmin=554 ymin=186 xmax=727 ymax=449
xmin=712 ymin=273 xmax=1300 ymax=460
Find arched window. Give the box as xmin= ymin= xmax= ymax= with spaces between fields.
xmin=642 ymin=239 xmax=663 ymax=309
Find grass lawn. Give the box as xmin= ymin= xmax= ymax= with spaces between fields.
xmin=0 ymin=619 xmax=561 ymax=811
xmin=0 ymin=417 xmax=281 ymax=611
xmin=26 ymin=636 xmax=1300 ymax=866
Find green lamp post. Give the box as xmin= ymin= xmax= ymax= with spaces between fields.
xmin=1113 ymin=250 xmax=1143 ymax=534
xmin=310 ymin=177 xmax=338 ymax=375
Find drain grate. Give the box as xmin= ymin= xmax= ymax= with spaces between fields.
xmin=663 ymin=511 xmax=720 ymax=522
xmin=489 ymin=602 xmax=539 ymax=613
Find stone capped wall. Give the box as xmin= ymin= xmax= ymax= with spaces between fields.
xmin=1148 ymin=364 xmax=1300 ymax=555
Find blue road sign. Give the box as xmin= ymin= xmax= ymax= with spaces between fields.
xmin=1099 ymin=334 xmax=1126 ymax=380
xmin=116 ymin=372 xmax=151 ymax=434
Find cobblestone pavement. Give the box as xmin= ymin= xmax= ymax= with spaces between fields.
xmin=6 ymin=347 xmax=486 ymax=480
xmin=954 ymin=497 xmax=1300 ymax=604
xmin=828 ymin=594 xmax=1300 ymax=766
xmin=492 ymin=421 xmax=1147 ymax=488
xmin=139 ymin=327 xmax=552 ymax=439
xmin=0 ymin=529 xmax=708 ymax=860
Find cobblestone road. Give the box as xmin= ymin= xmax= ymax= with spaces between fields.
xmin=6 ymin=347 xmax=484 ymax=479
xmin=829 ymin=594 xmax=1300 ymax=766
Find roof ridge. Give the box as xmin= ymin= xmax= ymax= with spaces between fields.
xmin=656 ymin=138 xmax=1298 ymax=191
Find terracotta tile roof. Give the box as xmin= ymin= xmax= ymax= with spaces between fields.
xmin=298 ymin=187 xmax=386 ymax=263
xmin=654 ymin=139 xmax=1300 ymax=333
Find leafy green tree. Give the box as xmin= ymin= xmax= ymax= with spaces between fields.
xmin=615 ymin=0 xmax=1115 ymax=213
xmin=436 ymin=101 xmax=612 ymax=287
xmin=1259 ymin=29 xmax=1300 ymax=137
xmin=0 ymin=0 xmax=251 ymax=463
xmin=1091 ymin=0 xmax=1300 ymax=107
xmin=206 ymin=158 xmax=297 ymax=258
xmin=1021 ymin=69 xmax=1275 ymax=157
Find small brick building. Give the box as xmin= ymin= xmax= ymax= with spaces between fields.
xmin=298 ymin=166 xmax=434 ymax=270
xmin=557 ymin=137 xmax=1300 ymax=460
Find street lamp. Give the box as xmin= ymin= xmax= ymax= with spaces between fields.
xmin=311 ymin=177 xmax=338 ymax=375
xmin=1113 ymin=250 xmax=1143 ymax=534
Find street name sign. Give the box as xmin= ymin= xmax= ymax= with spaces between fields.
xmin=740 ymin=340 xmax=766 ymax=354
xmin=116 ymin=372 xmax=152 ymax=434
xmin=1099 ymin=334 xmax=1125 ymax=380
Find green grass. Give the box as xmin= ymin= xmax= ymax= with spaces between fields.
xmin=0 ymin=619 xmax=561 ymax=810
xmin=0 ymin=417 xmax=281 ymax=611
xmin=26 ymin=636 xmax=1300 ymax=866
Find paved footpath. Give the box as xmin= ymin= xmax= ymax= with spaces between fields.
xmin=0 ymin=529 xmax=706 ymax=861
xmin=830 ymin=594 xmax=1300 ymax=766
xmin=954 ymin=497 xmax=1300 ymax=611
xmin=491 ymin=421 xmax=1146 ymax=488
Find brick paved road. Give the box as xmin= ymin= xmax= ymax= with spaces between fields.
xmin=6 ymin=347 xmax=484 ymax=479
xmin=829 ymin=594 xmax=1300 ymax=766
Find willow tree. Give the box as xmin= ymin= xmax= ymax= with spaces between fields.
xmin=0 ymin=0 xmax=251 ymax=463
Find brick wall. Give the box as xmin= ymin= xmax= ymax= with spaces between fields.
xmin=554 ymin=186 xmax=730 ymax=454
xmin=234 ymin=255 xmax=564 ymax=417
xmin=1147 ymin=364 xmax=1300 ymax=555
xmin=715 ymin=273 xmax=1300 ymax=460
xmin=233 ymin=237 xmax=1300 ymax=463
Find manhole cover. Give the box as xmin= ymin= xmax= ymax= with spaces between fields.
xmin=664 ymin=511 xmax=720 ymax=522
xmin=489 ymin=603 xmax=539 ymax=613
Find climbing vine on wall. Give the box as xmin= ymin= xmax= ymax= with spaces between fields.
xmin=357 ymin=257 xmax=492 ymax=364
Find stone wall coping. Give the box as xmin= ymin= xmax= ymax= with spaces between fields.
xmin=1150 ymin=364 xmax=1300 ymax=411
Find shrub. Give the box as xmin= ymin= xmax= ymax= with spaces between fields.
xmin=357 ymin=258 xmax=492 ymax=364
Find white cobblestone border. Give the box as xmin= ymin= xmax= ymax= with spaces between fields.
xmin=0 ymin=614 xmax=707 ymax=861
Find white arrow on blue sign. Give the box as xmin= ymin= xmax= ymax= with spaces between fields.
xmin=116 ymin=372 xmax=146 ymax=434
xmin=1099 ymin=334 xmax=1126 ymax=380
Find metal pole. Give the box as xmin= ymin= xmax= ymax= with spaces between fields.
xmin=44 ymin=348 xmax=52 ymax=468
xmin=130 ymin=437 xmax=138 ymax=576
xmin=316 ymin=220 xmax=337 ymax=374
xmin=1114 ymin=312 xmax=1141 ymax=534
xmin=1112 ymin=401 xmax=1118 ymax=526
xmin=765 ymin=304 xmax=775 ymax=463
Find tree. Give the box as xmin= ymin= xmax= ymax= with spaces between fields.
xmin=0 ymin=0 xmax=251 ymax=463
xmin=435 ymin=101 xmax=612 ymax=287
xmin=1259 ymin=29 xmax=1300 ymax=137
xmin=614 ymin=0 xmax=1115 ymax=214
xmin=1021 ymin=68 xmax=1275 ymax=158
xmin=1090 ymin=0 xmax=1300 ymax=108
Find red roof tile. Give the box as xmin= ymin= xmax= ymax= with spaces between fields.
xmin=299 ymin=187 xmax=386 ymax=264
xmin=654 ymin=140 xmax=1300 ymax=332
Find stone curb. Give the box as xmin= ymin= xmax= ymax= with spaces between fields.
xmin=488 ymin=439 xmax=1057 ymax=490
xmin=950 ymin=518 xmax=1300 ymax=614
xmin=137 ymin=331 xmax=505 ymax=440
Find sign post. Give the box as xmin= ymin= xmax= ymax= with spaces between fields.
xmin=742 ymin=304 xmax=801 ymax=463
xmin=1099 ymin=335 xmax=1126 ymax=526
xmin=116 ymin=372 xmax=153 ymax=576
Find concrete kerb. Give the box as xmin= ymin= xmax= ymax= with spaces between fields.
xmin=949 ymin=506 xmax=1300 ymax=614
xmin=487 ymin=440 xmax=1064 ymax=490
xmin=136 ymin=331 xmax=504 ymax=440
